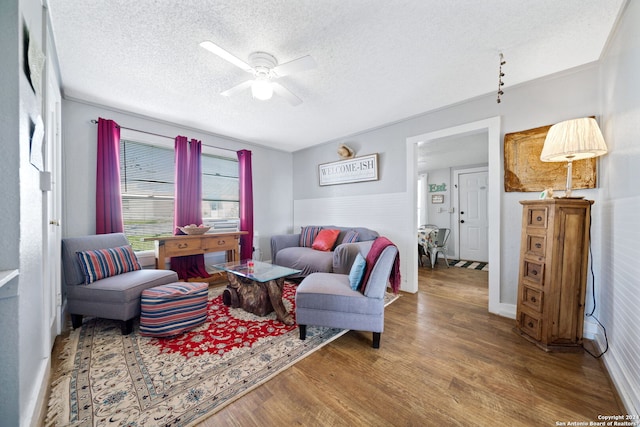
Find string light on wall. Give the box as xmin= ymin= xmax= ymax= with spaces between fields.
xmin=497 ymin=53 xmax=506 ymax=103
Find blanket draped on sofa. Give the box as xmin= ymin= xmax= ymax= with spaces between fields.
xmin=360 ymin=237 xmax=401 ymax=294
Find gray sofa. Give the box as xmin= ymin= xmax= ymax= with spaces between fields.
xmin=61 ymin=233 xmax=178 ymax=334
xmin=270 ymin=226 xmax=379 ymax=278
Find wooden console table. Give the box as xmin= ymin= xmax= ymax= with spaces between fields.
xmin=145 ymin=231 xmax=247 ymax=269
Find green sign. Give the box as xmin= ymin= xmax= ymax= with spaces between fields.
xmin=429 ymin=183 xmax=447 ymax=193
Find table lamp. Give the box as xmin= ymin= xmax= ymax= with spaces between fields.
xmin=540 ymin=117 xmax=608 ymax=198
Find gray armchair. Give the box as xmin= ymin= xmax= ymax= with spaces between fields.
xmin=295 ymin=240 xmax=399 ymax=348
xmin=61 ymin=233 xmax=178 ymax=334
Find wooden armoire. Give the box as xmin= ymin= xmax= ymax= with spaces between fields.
xmin=514 ymin=199 xmax=593 ymax=351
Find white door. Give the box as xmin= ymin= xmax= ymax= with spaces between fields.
xmin=43 ymin=45 xmax=63 ymax=352
xmin=457 ymin=168 xmax=488 ymax=262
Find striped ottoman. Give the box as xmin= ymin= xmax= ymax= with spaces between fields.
xmin=139 ymin=282 xmax=208 ymax=337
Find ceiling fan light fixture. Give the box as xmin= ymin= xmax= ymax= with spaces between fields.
xmin=251 ymin=76 xmax=273 ymax=100
xmin=202 ymin=42 xmax=315 ymax=105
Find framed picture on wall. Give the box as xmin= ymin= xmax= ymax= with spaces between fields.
xmin=318 ymin=153 xmax=379 ymax=186
xmin=431 ymin=194 xmax=444 ymax=204
xmin=504 ymin=122 xmax=597 ymax=192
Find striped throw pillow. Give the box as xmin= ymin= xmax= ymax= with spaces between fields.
xmin=343 ymin=230 xmax=360 ymax=243
xmin=76 ymin=245 xmax=141 ymax=284
xmin=299 ymin=226 xmax=322 ymax=248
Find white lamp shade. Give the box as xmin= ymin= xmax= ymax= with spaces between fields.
xmin=251 ymin=77 xmax=273 ymax=100
xmin=540 ymin=117 xmax=608 ymax=162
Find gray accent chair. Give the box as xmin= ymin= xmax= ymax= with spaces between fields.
xmin=61 ymin=233 xmax=179 ymax=334
xmin=271 ymin=226 xmax=379 ymax=278
xmin=295 ymin=240 xmax=398 ymax=348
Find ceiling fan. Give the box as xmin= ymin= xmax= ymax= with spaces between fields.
xmin=200 ymin=41 xmax=317 ymax=106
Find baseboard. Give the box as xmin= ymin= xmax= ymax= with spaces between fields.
xmin=491 ymin=302 xmax=516 ymax=319
xmin=23 ymin=357 xmax=50 ymax=427
xmin=592 ymin=330 xmax=639 ymax=416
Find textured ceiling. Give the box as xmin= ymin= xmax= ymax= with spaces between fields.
xmin=48 ymin=0 xmax=625 ymax=152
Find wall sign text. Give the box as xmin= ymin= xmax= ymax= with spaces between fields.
xmin=318 ymin=153 xmax=379 ymax=186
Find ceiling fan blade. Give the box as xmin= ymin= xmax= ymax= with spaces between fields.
xmin=221 ymin=80 xmax=253 ymax=97
xmin=199 ymin=41 xmax=253 ymax=72
xmin=273 ymin=55 xmax=317 ymax=77
xmin=272 ymin=82 xmax=302 ymax=106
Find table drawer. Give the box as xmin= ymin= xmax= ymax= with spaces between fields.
xmin=522 ymin=259 xmax=545 ymax=286
xmin=519 ymin=312 xmax=542 ymax=341
xmin=525 ymin=234 xmax=546 ymax=258
xmin=521 ymin=285 xmax=543 ymax=312
xmin=526 ymin=207 xmax=548 ymax=228
xmin=202 ymin=236 xmax=237 ymax=252
xmin=164 ymin=239 xmax=202 ymax=255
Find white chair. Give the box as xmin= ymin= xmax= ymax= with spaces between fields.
xmin=427 ymin=228 xmax=450 ymax=269
xmin=418 ymin=225 xmax=437 ymax=267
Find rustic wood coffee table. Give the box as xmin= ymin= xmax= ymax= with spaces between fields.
xmin=212 ymin=260 xmax=301 ymax=325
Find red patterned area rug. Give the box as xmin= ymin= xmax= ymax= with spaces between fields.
xmin=46 ymin=282 xmax=398 ymax=426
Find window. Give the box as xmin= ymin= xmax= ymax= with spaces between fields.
xmin=119 ymin=140 xmax=239 ymax=251
xmin=417 ymin=174 xmax=428 ymax=226
xmin=201 ymin=154 xmax=239 ymax=222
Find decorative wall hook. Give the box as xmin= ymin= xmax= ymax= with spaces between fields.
xmin=337 ymin=144 xmax=355 ymax=159
xmin=497 ymin=53 xmax=506 ymax=103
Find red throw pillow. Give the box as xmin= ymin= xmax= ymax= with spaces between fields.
xmin=312 ymin=229 xmax=341 ymax=251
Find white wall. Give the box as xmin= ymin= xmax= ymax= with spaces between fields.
xmin=425 ymin=168 xmax=451 ymax=229
xmin=292 ymin=63 xmax=601 ymax=299
xmin=422 ymin=168 xmax=455 ymax=257
xmin=0 ymin=0 xmax=58 ymax=424
xmin=61 ymin=99 xmax=294 ymax=262
xmin=598 ymin=0 xmax=640 ymax=415
xmin=0 ymin=2 xmax=22 ymax=424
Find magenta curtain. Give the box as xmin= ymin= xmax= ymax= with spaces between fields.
xmin=170 ymin=137 xmax=210 ymax=279
xmin=96 ymin=118 xmax=124 ymax=234
xmin=237 ymin=149 xmax=254 ymax=260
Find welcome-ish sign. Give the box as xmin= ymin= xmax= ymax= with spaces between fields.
xmin=318 ymin=153 xmax=379 ymax=186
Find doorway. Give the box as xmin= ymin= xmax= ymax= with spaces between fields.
xmin=406 ymin=117 xmax=503 ymax=315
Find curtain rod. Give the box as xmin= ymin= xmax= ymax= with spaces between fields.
xmin=90 ymin=119 xmax=238 ymax=153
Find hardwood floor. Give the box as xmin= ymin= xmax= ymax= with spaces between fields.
xmin=202 ymin=262 xmax=623 ymax=426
